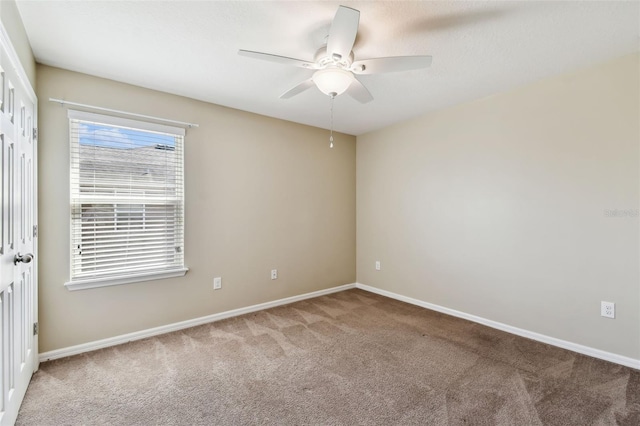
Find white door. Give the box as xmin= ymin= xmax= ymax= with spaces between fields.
xmin=0 ymin=29 xmax=38 ymax=426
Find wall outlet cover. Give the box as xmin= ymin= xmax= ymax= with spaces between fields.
xmin=601 ymin=301 xmax=615 ymax=319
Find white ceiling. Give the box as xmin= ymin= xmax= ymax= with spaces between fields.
xmin=16 ymin=1 xmax=640 ymax=136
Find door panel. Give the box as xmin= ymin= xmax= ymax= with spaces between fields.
xmin=0 ymin=33 xmax=37 ymax=425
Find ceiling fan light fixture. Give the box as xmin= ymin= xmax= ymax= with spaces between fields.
xmin=313 ymin=68 xmax=354 ymax=96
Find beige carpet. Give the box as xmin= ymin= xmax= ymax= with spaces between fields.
xmin=17 ymin=289 xmax=640 ymax=425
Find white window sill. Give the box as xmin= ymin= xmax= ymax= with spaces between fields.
xmin=64 ymin=268 xmax=189 ymax=291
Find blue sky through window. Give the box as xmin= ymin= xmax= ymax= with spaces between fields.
xmin=79 ymin=122 xmax=176 ymax=149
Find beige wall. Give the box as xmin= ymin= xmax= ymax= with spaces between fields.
xmin=0 ymin=0 xmax=36 ymax=88
xmin=37 ymin=65 xmax=356 ymax=352
xmin=32 ymin=50 xmax=640 ymax=360
xmin=357 ymin=53 xmax=640 ymax=359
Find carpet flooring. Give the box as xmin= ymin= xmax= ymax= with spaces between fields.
xmin=17 ymin=289 xmax=640 ymax=425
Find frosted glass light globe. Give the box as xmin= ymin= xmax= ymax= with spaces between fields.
xmin=313 ymin=68 xmax=354 ymax=96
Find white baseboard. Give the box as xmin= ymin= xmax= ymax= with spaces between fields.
xmin=355 ymin=283 xmax=640 ymax=370
xmin=39 ymin=283 xmax=356 ymax=362
xmin=40 ymin=281 xmax=640 ymax=370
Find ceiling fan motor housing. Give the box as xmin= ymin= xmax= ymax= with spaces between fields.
xmin=314 ymin=46 xmax=354 ymax=70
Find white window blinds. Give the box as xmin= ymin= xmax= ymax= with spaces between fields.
xmin=68 ymin=110 xmax=185 ymax=286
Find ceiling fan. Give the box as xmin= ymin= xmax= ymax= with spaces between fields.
xmin=238 ymin=5 xmax=432 ymax=103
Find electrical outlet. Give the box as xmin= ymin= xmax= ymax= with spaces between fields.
xmin=213 ymin=277 xmax=222 ymax=290
xmin=271 ymin=269 xmax=278 ymax=280
xmin=601 ymin=301 xmax=615 ymax=319
xmin=375 ymin=261 xmax=381 ymax=271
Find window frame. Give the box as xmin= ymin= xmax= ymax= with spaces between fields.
xmin=64 ymin=110 xmax=187 ymax=291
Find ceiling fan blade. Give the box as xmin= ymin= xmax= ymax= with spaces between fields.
xmin=351 ymin=56 xmax=433 ymax=74
xmin=346 ymin=78 xmax=373 ymax=104
xmin=280 ymin=79 xmax=316 ymax=99
xmin=326 ymin=6 xmax=360 ymax=61
xmin=238 ymin=50 xmax=317 ymax=69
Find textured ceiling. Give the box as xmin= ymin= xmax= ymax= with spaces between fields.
xmin=16 ymin=1 xmax=640 ymax=136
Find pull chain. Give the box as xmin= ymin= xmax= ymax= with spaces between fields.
xmin=329 ymin=94 xmax=335 ymax=148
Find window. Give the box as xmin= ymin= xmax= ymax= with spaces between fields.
xmin=66 ymin=110 xmax=186 ymax=290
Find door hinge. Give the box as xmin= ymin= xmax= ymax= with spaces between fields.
xmin=33 ymin=225 xmax=38 ymax=238
xmin=33 ymin=127 xmax=38 ymax=141
xmin=33 ymin=322 xmax=39 ymax=336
